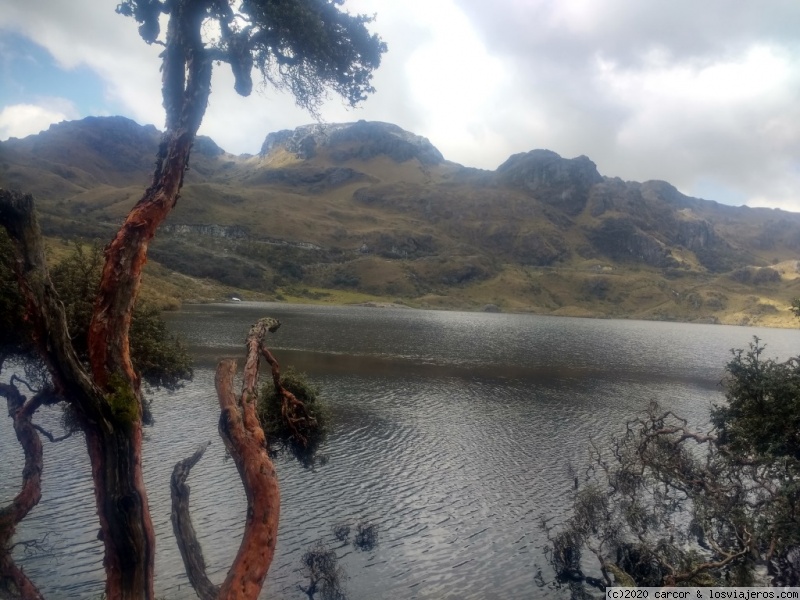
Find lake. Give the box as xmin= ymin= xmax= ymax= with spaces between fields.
xmin=2 ymin=303 xmax=798 ymax=599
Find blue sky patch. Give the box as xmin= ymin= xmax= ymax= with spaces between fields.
xmin=0 ymin=31 xmax=124 ymax=117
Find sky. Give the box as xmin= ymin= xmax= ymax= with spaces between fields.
xmin=1 ymin=0 xmax=799 ymax=211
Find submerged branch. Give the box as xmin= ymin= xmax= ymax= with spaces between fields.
xmin=170 ymin=441 xmax=218 ymax=600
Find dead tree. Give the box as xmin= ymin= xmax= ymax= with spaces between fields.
xmin=170 ymin=318 xmax=283 ymax=599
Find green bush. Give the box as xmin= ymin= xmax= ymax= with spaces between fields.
xmin=258 ymin=367 xmax=330 ymax=468
xmin=713 ymin=338 xmax=800 ymax=461
xmin=547 ymin=336 xmax=800 ymax=594
xmin=1 ymin=238 xmax=190 ymax=390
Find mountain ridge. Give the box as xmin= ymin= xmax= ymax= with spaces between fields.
xmin=1 ymin=116 xmax=799 ymax=327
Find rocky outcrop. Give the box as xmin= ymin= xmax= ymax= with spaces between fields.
xmin=162 ymin=224 xmax=323 ymax=251
xmin=359 ymin=232 xmax=437 ymax=259
xmin=193 ymin=136 xmax=224 ymax=156
xmin=513 ymin=231 xmax=569 ymax=266
xmin=588 ymin=217 xmax=677 ymax=268
xmin=640 ymin=180 xmax=695 ymax=209
xmin=495 ymin=150 xmax=603 ymax=215
xmin=260 ymin=121 xmax=444 ymax=165
xmin=674 ymin=218 xmax=715 ymax=251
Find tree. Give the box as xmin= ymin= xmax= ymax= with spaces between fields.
xmin=546 ymin=338 xmax=800 ymax=597
xmin=0 ymin=235 xmax=191 ymax=597
xmin=0 ymin=1 xmax=385 ymax=598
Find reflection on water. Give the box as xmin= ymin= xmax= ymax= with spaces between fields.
xmin=2 ymin=304 xmax=798 ymax=598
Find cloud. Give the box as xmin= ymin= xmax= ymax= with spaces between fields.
xmin=0 ymin=0 xmax=164 ymax=128
xmin=453 ymin=0 xmax=800 ymax=208
xmin=1 ymin=0 xmax=799 ymax=210
xmin=0 ymin=101 xmax=78 ymax=139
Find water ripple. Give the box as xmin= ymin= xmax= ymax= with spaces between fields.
xmin=3 ymin=306 xmax=795 ymax=598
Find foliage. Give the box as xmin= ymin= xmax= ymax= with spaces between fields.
xmin=1 ymin=239 xmax=191 ymax=389
xmin=128 ymin=302 xmax=192 ymax=389
xmin=49 ymin=241 xmax=105 ymax=359
xmin=298 ymin=520 xmax=379 ymax=599
xmin=713 ymin=338 xmax=800 ymax=461
xmin=258 ymin=366 xmax=330 ymax=467
xmin=116 ymin=0 xmax=386 ymax=115
xmin=729 ymin=267 xmax=781 ymax=285
xmin=331 ymin=520 xmax=379 ymax=551
xmin=149 ymin=237 xmax=271 ymax=292
xmin=791 ymin=298 xmax=800 ymax=320
xmin=0 ymin=229 xmax=30 ymax=362
xmin=332 ymin=523 xmax=351 ymax=543
xmin=352 ymin=521 xmax=379 ymax=552
xmin=50 ymin=241 xmax=192 ymax=389
xmin=547 ymin=339 xmax=800 ymax=596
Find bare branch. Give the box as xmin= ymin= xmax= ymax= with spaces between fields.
xmin=32 ymin=423 xmax=77 ymax=443
xmin=170 ymin=442 xmax=218 ymax=600
xmin=212 ymin=318 xmax=281 ymax=600
xmin=0 ymin=381 xmax=45 ymax=599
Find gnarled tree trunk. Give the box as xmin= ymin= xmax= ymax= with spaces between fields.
xmin=171 ymin=318 xmax=283 ymax=600
xmin=80 ymin=4 xmax=213 ymax=596
xmin=1 ymin=3 xmax=213 ymax=596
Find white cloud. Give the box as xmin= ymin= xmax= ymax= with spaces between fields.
xmin=0 ymin=101 xmax=78 ymax=139
xmin=2 ymin=0 xmax=800 ymax=210
xmin=0 ymin=0 xmax=164 ymax=127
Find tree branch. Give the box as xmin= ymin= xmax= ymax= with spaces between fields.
xmin=170 ymin=441 xmax=219 ymax=600
xmin=31 ymin=424 xmax=76 ymax=444
xmin=0 ymin=382 xmax=46 ymax=599
xmin=214 ymin=318 xmax=281 ymax=600
xmin=0 ymin=189 xmax=109 ymax=425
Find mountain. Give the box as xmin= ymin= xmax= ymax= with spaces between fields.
xmin=2 ymin=116 xmax=799 ymax=327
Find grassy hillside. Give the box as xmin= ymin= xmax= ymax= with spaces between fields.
xmin=2 ymin=117 xmax=800 ymax=327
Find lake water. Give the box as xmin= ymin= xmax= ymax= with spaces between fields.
xmin=2 ymin=303 xmax=799 ymax=599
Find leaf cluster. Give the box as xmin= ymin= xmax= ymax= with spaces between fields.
xmin=117 ymin=0 xmax=386 ymax=115
xmin=714 ymin=338 xmax=800 ymax=462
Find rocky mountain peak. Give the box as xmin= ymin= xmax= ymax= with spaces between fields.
xmin=260 ymin=120 xmax=445 ymax=165
xmin=495 ymin=149 xmax=603 ymax=215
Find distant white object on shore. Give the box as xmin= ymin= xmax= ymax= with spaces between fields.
xmin=230 ymin=296 xmax=242 ymax=302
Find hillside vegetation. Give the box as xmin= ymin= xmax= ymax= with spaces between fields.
xmin=2 ymin=116 xmax=799 ymax=326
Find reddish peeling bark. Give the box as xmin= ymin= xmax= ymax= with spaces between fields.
xmin=2 ymin=9 xmax=216 ymax=593
xmin=215 ymin=319 xmax=282 ymax=600
xmin=170 ymin=319 xmax=286 ymax=600
xmin=3 ymin=9 xmax=215 ymax=598
xmin=0 ymin=382 xmax=45 ymax=600
xmin=81 ymin=4 xmax=213 ymax=597
xmin=260 ymin=345 xmax=316 ymax=447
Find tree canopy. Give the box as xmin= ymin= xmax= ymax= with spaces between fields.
xmin=116 ymin=0 xmax=386 ymax=116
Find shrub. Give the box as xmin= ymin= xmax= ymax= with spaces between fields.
xmin=258 ymin=367 xmax=330 ymax=468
